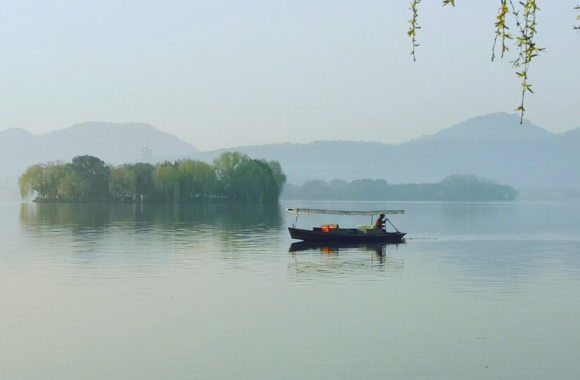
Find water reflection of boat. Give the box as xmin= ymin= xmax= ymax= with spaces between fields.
xmin=288 ymin=241 xmax=403 ymax=254
xmin=288 ymin=241 xmax=404 ymax=276
xmin=286 ymin=208 xmax=406 ymax=243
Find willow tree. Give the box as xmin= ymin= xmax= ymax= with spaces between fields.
xmin=213 ymin=152 xmax=247 ymax=200
xmin=152 ymin=162 xmax=180 ymax=202
xmin=19 ymin=162 xmax=75 ymax=201
xmin=235 ymin=159 xmax=273 ymax=202
xmin=176 ymin=159 xmax=216 ymax=201
xmin=132 ymin=163 xmax=156 ymax=201
xmin=109 ymin=164 xmax=137 ymax=200
xmin=19 ymin=164 xmax=43 ymax=199
xmin=213 ymin=152 xmax=286 ymax=202
xmin=408 ymin=1 xmax=580 ymax=122
xmin=264 ymin=160 xmax=287 ymax=199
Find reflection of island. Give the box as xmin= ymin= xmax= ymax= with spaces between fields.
xmin=288 ymin=241 xmax=404 ymax=276
xmin=19 ymin=202 xmax=284 ymax=233
xmin=16 ymin=202 xmax=286 ymax=266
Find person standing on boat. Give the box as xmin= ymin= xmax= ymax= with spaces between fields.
xmin=375 ymin=214 xmax=386 ymax=230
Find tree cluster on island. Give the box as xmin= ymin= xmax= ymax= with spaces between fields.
xmin=19 ymin=152 xmax=287 ymax=203
xmin=282 ymin=175 xmax=518 ymax=202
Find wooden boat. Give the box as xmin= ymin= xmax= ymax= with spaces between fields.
xmin=287 ymin=208 xmax=406 ymax=243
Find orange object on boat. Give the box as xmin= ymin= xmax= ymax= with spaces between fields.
xmin=321 ymin=224 xmax=338 ymax=233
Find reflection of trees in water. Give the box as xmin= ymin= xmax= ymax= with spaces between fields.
xmin=19 ymin=202 xmax=284 ymax=234
xmin=129 ymin=203 xmax=283 ymax=230
xmin=20 ymin=203 xmax=112 ymax=232
xmin=288 ymin=242 xmax=405 ymax=278
xmin=16 ymin=203 xmax=286 ymax=268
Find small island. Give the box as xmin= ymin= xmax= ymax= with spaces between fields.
xmin=19 ymin=152 xmax=287 ymax=203
xmin=20 ymin=153 xmax=517 ymax=204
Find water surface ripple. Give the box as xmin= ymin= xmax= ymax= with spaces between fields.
xmin=1 ymin=201 xmax=579 ymax=380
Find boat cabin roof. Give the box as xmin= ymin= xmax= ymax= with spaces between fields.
xmin=286 ymin=208 xmax=404 ymax=216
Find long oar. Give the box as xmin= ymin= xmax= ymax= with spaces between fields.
xmin=385 ymin=218 xmax=399 ymax=232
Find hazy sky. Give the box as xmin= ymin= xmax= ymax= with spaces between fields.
xmin=1 ymin=1 xmax=579 ymax=150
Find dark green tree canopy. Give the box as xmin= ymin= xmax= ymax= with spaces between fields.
xmin=69 ymin=155 xmax=111 ymax=201
xmin=19 ymin=153 xmax=286 ymax=204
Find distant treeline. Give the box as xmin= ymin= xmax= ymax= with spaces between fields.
xmin=282 ymin=175 xmax=518 ymax=201
xmin=19 ymin=152 xmax=286 ymax=203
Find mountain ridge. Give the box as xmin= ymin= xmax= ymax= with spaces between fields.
xmin=418 ymin=113 xmax=553 ymax=141
xmin=1 ymin=113 xmax=579 ymax=198
xmin=195 ymin=113 xmax=579 ymax=190
xmin=0 ymin=121 xmax=199 ymax=179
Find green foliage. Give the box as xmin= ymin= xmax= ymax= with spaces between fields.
xmin=492 ymin=0 xmax=511 ymax=60
xmin=213 ymin=152 xmax=287 ymax=202
xmin=133 ymin=163 xmax=156 ymax=201
xmin=108 ymin=162 xmax=157 ymax=201
xmin=177 ymin=159 xmax=217 ymax=202
xmin=505 ymin=0 xmax=544 ymax=120
xmin=109 ymin=164 xmax=137 ymax=200
xmin=152 ymin=162 xmax=179 ymax=202
xmin=69 ymin=155 xmax=111 ymax=200
xmin=19 ymin=153 xmax=285 ymax=203
xmin=213 ymin=151 xmax=248 ymax=199
xmin=19 ymin=162 xmax=78 ymax=202
xmin=407 ymin=0 xmax=421 ymax=62
xmin=19 ymin=164 xmax=44 ymax=199
xmin=265 ymin=160 xmax=287 ymax=200
xmin=283 ymin=175 xmax=518 ymax=202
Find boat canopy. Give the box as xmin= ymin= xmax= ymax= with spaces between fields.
xmin=286 ymin=208 xmax=404 ymax=216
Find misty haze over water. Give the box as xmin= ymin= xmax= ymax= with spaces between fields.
xmin=1 ymin=200 xmax=579 ymax=379
xmin=2 ymin=113 xmax=579 ymax=201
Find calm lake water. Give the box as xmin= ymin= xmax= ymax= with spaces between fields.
xmin=1 ymin=200 xmax=579 ymax=380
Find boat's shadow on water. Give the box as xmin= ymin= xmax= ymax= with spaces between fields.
xmin=288 ymin=240 xmax=405 ymax=254
xmin=288 ymin=240 xmax=406 ymax=275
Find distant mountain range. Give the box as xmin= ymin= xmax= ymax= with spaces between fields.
xmin=1 ymin=113 xmax=579 ymax=199
xmin=0 ymin=122 xmax=198 ymax=178
xmin=198 ymin=113 xmax=580 ymax=193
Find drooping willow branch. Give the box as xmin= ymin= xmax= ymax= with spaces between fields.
xmin=492 ymin=0 xmax=511 ymax=61
xmin=408 ymin=0 xmax=421 ymax=62
xmin=407 ymin=1 xmax=572 ymax=124
xmin=506 ymin=0 xmax=545 ymax=122
xmin=575 ymin=3 xmax=580 ymax=32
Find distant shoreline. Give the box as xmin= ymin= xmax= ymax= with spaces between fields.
xmin=281 ymin=175 xmax=518 ymax=202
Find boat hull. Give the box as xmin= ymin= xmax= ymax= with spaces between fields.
xmin=288 ymin=227 xmax=406 ymax=243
